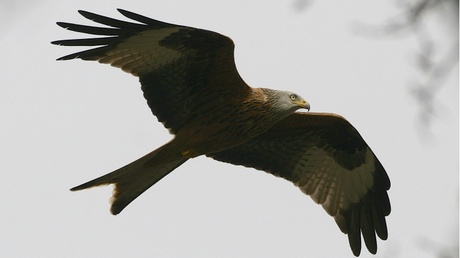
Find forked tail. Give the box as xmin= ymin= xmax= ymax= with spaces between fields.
xmin=71 ymin=142 xmax=188 ymax=215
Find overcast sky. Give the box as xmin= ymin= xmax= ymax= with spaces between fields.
xmin=1 ymin=1 xmax=458 ymax=257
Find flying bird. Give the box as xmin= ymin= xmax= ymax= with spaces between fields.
xmin=52 ymin=9 xmax=391 ymax=256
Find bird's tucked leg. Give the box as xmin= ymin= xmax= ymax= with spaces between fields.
xmin=181 ymin=149 xmax=199 ymax=158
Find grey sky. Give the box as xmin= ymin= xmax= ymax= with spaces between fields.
xmin=1 ymin=1 xmax=458 ymax=257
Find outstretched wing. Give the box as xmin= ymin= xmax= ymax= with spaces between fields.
xmin=52 ymin=9 xmax=250 ymax=134
xmin=208 ymin=112 xmax=391 ymax=256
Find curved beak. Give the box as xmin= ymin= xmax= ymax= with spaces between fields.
xmin=295 ymin=99 xmax=310 ymax=111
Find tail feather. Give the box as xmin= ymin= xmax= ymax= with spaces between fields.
xmin=71 ymin=143 xmax=188 ymax=215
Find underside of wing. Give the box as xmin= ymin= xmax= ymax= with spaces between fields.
xmin=52 ymin=9 xmax=250 ymax=134
xmin=208 ymin=112 xmax=391 ymax=256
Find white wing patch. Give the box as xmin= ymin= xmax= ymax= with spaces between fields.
xmin=98 ymin=28 xmax=183 ymax=76
xmin=293 ymin=146 xmax=375 ymax=216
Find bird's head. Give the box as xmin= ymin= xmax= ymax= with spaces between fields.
xmin=263 ymin=88 xmax=310 ymax=117
xmin=275 ymin=90 xmax=310 ymax=112
xmin=287 ymin=92 xmax=310 ymax=111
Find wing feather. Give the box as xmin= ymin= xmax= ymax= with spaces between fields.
xmin=52 ymin=9 xmax=250 ymax=134
xmin=208 ymin=112 xmax=391 ymax=256
xmin=56 ymin=22 xmax=120 ymax=36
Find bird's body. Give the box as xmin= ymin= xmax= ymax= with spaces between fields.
xmin=170 ymin=88 xmax=307 ymax=157
xmin=52 ymin=9 xmax=390 ymax=256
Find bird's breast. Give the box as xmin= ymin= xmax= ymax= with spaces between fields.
xmin=175 ymin=102 xmax=283 ymax=157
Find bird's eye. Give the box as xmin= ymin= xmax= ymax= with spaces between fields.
xmin=290 ymin=94 xmax=297 ymax=100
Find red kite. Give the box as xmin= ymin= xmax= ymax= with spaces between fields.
xmin=52 ymin=9 xmax=390 ymax=256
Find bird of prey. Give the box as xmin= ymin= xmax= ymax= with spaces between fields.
xmin=52 ymin=9 xmax=391 ymax=256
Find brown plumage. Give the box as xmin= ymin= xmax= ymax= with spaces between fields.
xmin=52 ymin=9 xmax=390 ymax=256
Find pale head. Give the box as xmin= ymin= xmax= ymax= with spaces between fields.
xmin=264 ymin=88 xmax=310 ymax=115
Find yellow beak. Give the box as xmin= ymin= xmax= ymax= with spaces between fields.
xmin=295 ymin=99 xmax=310 ymax=111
